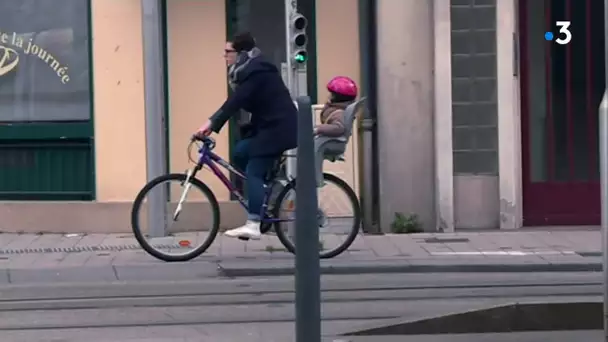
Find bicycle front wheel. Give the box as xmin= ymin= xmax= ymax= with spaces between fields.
xmin=131 ymin=173 xmax=220 ymax=262
xmin=272 ymin=173 xmax=361 ymax=259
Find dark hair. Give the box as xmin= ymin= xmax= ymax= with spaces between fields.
xmin=330 ymin=92 xmax=356 ymax=103
xmin=232 ymin=32 xmax=256 ymax=52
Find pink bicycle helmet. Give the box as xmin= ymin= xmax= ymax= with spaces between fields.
xmin=327 ymin=76 xmax=358 ymax=98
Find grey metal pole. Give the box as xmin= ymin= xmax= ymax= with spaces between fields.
xmin=284 ymin=0 xmax=295 ymax=93
xmin=601 ymin=91 xmax=608 ymax=342
xmin=285 ymin=0 xmax=299 ymax=180
xmin=604 ymin=2 xmax=608 ymax=339
xmin=294 ymin=95 xmax=321 ymax=342
xmin=141 ymin=0 xmax=168 ymax=238
xmin=358 ymin=0 xmax=379 ymax=234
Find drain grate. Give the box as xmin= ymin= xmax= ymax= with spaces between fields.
xmin=0 ymin=243 xmax=188 ymax=255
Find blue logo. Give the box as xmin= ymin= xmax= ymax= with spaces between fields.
xmin=544 ymin=32 xmax=554 ymax=41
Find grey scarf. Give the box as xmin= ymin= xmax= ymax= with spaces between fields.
xmin=227 ymin=47 xmax=262 ymax=90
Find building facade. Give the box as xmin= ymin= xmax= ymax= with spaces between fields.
xmin=375 ymin=0 xmax=603 ymax=232
xmin=0 ymin=0 xmax=602 ymax=233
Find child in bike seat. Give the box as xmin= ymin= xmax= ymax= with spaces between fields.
xmin=312 ymin=76 xmax=357 ymax=188
xmin=313 ymin=76 xmax=358 ymax=138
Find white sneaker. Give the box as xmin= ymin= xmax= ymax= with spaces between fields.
xmin=224 ymin=220 xmax=262 ymax=240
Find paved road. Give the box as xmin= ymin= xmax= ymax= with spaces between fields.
xmin=0 ymin=272 xmax=602 ymax=341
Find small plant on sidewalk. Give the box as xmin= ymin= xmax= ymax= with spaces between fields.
xmin=390 ymin=212 xmax=423 ymax=234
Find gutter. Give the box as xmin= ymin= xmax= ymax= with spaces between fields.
xmin=358 ymin=0 xmax=380 ymax=234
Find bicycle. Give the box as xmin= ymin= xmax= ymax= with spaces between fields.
xmin=131 ymin=135 xmax=361 ymax=262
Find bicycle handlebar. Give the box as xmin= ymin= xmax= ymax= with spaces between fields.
xmin=191 ymin=134 xmax=216 ymax=150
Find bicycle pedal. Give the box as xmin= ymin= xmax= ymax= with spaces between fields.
xmin=238 ymin=236 xmax=250 ymax=241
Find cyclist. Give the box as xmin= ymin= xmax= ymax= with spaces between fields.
xmin=195 ymin=32 xmax=298 ymax=240
xmin=223 ymin=41 xmax=237 ymax=67
xmin=313 ymin=76 xmax=358 ymax=138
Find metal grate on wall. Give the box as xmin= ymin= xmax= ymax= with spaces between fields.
xmin=0 ymin=141 xmax=93 ymax=200
xmin=450 ymin=0 xmax=498 ymax=175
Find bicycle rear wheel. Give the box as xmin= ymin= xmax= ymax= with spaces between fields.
xmin=272 ymin=173 xmax=361 ymax=259
xmin=131 ymin=173 xmax=220 ymax=262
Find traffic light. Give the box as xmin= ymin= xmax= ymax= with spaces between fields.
xmin=290 ymin=14 xmax=308 ymax=65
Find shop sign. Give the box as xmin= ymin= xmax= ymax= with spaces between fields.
xmin=0 ymin=30 xmax=70 ymax=84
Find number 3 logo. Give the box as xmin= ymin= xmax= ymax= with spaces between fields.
xmin=555 ymin=21 xmax=572 ymax=45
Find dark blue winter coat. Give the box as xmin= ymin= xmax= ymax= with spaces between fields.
xmin=209 ymin=53 xmax=298 ymax=158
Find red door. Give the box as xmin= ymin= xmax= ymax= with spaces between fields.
xmin=519 ymin=0 xmax=605 ymax=225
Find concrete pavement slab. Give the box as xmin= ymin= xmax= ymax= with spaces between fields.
xmin=325 ymin=331 xmax=603 ymax=342
xmin=0 ymin=273 xmax=599 ymax=301
xmin=2 ymin=233 xmax=40 ymax=251
xmin=216 ymin=257 xmax=602 ymax=277
xmin=75 ymin=233 xmax=109 ymax=248
xmin=0 ymin=297 xmax=502 ymax=329
xmin=57 ymin=251 xmax=91 ymax=267
xmin=28 ymin=252 xmax=65 ymax=268
xmin=0 ymin=268 xmax=8 ymax=284
xmin=363 ymin=236 xmax=402 ymax=257
xmin=1 ymin=254 xmax=600 ymax=284
xmin=84 ymin=253 xmax=115 ymax=267
xmin=0 ymin=321 xmax=373 ymax=342
xmin=0 ymin=233 xmax=18 ymax=249
xmin=26 ymin=233 xmax=63 ymax=250
xmin=113 ymin=262 xmax=219 ymax=281
xmin=8 ymin=265 xmax=117 ymax=284
xmin=6 ymin=253 xmax=40 ymax=268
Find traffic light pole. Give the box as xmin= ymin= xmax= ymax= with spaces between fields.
xmin=603 ymin=3 xmax=608 ymax=341
xmin=284 ymin=1 xmax=321 ymax=342
xmin=284 ymin=0 xmax=298 ymax=180
xmin=283 ymin=0 xmax=297 ymax=94
xmin=285 ymin=0 xmax=309 ymax=182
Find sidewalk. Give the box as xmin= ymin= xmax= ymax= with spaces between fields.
xmin=0 ymin=229 xmax=602 ymax=284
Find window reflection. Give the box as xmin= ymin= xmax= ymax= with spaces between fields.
xmin=0 ymin=0 xmax=90 ymax=122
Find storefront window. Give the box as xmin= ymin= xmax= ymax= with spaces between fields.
xmin=0 ymin=0 xmax=90 ymax=122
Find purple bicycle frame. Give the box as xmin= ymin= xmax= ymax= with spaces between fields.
xmin=196 ymin=144 xmax=289 ymax=224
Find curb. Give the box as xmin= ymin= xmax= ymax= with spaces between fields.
xmin=217 ymin=262 xmax=603 ymax=277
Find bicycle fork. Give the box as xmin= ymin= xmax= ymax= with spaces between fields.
xmin=174 ymin=168 xmax=195 ymax=221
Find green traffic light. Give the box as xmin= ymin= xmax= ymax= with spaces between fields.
xmin=294 ymin=53 xmax=307 ymax=63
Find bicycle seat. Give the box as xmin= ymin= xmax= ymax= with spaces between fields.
xmin=313 ymin=98 xmax=366 ymax=186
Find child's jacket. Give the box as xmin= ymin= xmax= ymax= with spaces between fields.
xmin=316 ymin=102 xmax=350 ymax=137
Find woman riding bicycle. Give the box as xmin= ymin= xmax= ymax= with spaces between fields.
xmin=195 ymin=32 xmax=298 ymax=240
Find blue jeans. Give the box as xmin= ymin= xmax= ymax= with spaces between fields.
xmin=233 ymin=138 xmax=277 ymax=221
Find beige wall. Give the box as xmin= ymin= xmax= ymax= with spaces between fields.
xmin=316 ymin=0 xmax=361 ymax=194
xmin=166 ymin=0 xmax=230 ymax=201
xmin=92 ymin=0 xmax=229 ymax=203
xmin=92 ymin=0 xmax=147 ymax=201
xmin=496 ymin=0 xmax=522 ymax=229
xmin=433 ymin=0 xmax=455 ymax=232
xmin=376 ymin=1 xmax=436 ymax=231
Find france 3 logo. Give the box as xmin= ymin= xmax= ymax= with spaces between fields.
xmin=544 ymin=21 xmax=572 ymax=45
